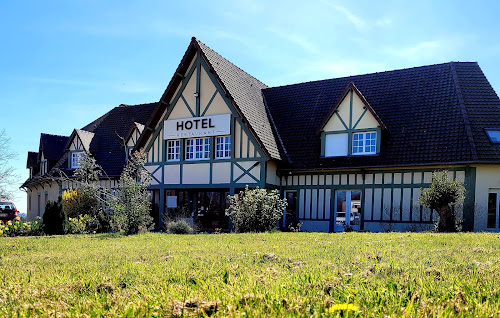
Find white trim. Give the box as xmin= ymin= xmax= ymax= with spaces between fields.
xmin=352 ymin=131 xmax=376 ymax=155
xmin=185 ymin=137 xmax=211 ymax=161
xmin=215 ymin=135 xmax=231 ymax=159
xmin=167 ymin=139 xmax=181 ymax=162
xmin=71 ymin=151 xmax=85 ymax=169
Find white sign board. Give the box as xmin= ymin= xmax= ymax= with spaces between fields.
xmin=163 ymin=114 xmax=231 ymax=139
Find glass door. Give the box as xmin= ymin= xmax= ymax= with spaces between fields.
xmin=283 ymin=191 xmax=297 ymax=230
xmin=334 ymin=190 xmax=362 ymax=231
xmin=487 ymin=190 xmax=500 ymax=231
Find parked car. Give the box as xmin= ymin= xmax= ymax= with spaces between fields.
xmin=0 ymin=201 xmax=20 ymax=223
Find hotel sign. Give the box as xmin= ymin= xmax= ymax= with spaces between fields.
xmin=163 ymin=114 xmax=231 ymax=139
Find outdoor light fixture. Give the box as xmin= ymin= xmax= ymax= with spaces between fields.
xmin=193 ymin=92 xmax=199 ymax=98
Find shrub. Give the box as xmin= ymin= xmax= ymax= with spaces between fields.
xmin=226 ymin=186 xmax=287 ymax=233
xmin=167 ymin=220 xmax=194 ymax=234
xmin=109 ymin=150 xmax=153 ymax=235
xmin=42 ymin=198 xmax=67 ymax=235
xmin=62 ymin=188 xmax=98 ymax=218
xmin=418 ymin=170 xmax=465 ymax=232
xmin=67 ymin=215 xmax=90 ymax=234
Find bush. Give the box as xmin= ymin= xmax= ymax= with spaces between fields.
xmin=109 ymin=150 xmax=152 ymax=235
xmin=42 ymin=198 xmax=67 ymax=235
xmin=167 ymin=220 xmax=194 ymax=234
xmin=62 ymin=188 xmax=98 ymax=218
xmin=226 ymin=186 xmax=287 ymax=233
xmin=418 ymin=170 xmax=465 ymax=232
xmin=67 ymin=215 xmax=90 ymax=234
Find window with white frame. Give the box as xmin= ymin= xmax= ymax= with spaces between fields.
xmin=352 ymin=131 xmax=377 ymax=155
xmin=167 ymin=140 xmax=181 ymax=161
xmin=40 ymin=159 xmax=48 ymax=175
xmin=216 ymin=136 xmax=231 ymax=159
xmin=185 ymin=137 xmax=211 ymax=160
xmin=29 ymin=167 xmax=33 ymax=179
xmin=488 ymin=190 xmax=500 ymax=230
xmin=71 ymin=151 xmax=85 ymax=169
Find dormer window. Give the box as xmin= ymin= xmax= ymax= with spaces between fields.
xmin=486 ymin=129 xmax=500 ymax=143
xmin=71 ymin=151 xmax=85 ymax=169
xmin=40 ymin=159 xmax=48 ymax=175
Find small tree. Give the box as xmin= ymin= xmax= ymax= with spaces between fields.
xmin=418 ymin=171 xmax=465 ymax=232
xmin=0 ymin=129 xmax=18 ymax=200
xmin=226 ymin=186 xmax=287 ymax=233
xmin=109 ymin=149 xmax=152 ymax=235
xmin=42 ymin=197 xmax=67 ymax=235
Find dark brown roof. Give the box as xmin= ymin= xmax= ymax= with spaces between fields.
xmin=263 ymin=62 xmax=500 ymax=170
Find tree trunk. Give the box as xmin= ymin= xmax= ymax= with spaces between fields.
xmin=436 ymin=205 xmax=457 ymax=232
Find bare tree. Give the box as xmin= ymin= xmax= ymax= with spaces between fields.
xmin=0 ymin=129 xmax=18 ymax=200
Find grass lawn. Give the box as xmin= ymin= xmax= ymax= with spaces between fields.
xmin=1 ymin=232 xmax=500 ymax=317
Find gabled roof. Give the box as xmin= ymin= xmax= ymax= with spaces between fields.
xmin=54 ymin=102 xmax=158 ymax=177
xmin=66 ymin=129 xmax=96 ymax=153
xmin=317 ymin=82 xmax=386 ymax=133
xmin=136 ymin=37 xmax=281 ymax=160
xmin=26 ymin=152 xmax=38 ymax=168
xmin=263 ymin=62 xmax=500 ymax=170
xmin=38 ymin=134 xmax=69 ymax=161
xmin=124 ymin=122 xmax=145 ymax=145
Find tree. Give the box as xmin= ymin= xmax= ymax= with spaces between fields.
xmin=109 ymin=149 xmax=152 ymax=235
xmin=0 ymin=129 xmax=18 ymax=200
xmin=57 ymin=154 xmax=111 ymax=233
xmin=418 ymin=170 xmax=465 ymax=232
xmin=226 ymin=186 xmax=287 ymax=233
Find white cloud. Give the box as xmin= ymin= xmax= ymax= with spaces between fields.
xmin=319 ymin=0 xmax=367 ymax=31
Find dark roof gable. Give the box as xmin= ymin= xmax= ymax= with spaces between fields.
xmin=38 ymin=134 xmax=69 ymax=162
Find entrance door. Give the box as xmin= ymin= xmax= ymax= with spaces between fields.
xmin=487 ymin=190 xmax=500 ymax=231
xmin=283 ymin=191 xmax=297 ymax=230
xmin=195 ymin=190 xmax=230 ymax=231
xmin=334 ymin=190 xmax=362 ymax=231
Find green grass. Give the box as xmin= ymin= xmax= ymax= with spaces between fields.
xmin=1 ymin=232 xmax=500 ymax=317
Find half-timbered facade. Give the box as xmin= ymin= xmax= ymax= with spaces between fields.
xmin=134 ymin=38 xmax=500 ymax=232
xmin=24 ymin=37 xmax=500 ymax=232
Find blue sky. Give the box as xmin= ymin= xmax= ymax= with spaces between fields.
xmin=2 ymin=0 xmax=500 ymax=213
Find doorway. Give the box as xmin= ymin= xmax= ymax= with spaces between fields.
xmin=282 ymin=191 xmax=297 ymax=230
xmin=334 ymin=190 xmax=362 ymax=231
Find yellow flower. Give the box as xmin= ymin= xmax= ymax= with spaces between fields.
xmin=0 ymin=230 xmax=3 ymax=236
xmin=327 ymin=304 xmax=359 ymax=313
xmin=7 ymin=221 xmax=12 ymax=226
xmin=15 ymin=216 xmax=20 ymax=221
xmin=14 ymin=226 xmax=17 ymax=230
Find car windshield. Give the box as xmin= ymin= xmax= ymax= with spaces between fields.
xmin=0 ymin=203 xmax=14 ymax=210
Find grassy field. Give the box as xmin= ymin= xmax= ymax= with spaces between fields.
xmin=1 ymin=232 xmax=500 ymax=317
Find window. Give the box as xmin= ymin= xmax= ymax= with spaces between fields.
xmin=216 ymin=136 xmax=231 ymax=159
xmin=126 ymin=146 xmax=133 ymax=160
xmin=40 ymin=159 xmax=48 ymax=175
xmin=71 ymin=151 xmax=85 ymax=168
xmin=488 ymin=190 xmax=500 ymax=230
xmin=352 ymin=132 xmax=376 ymax=155
xmin=29 ymin=167 xmax=33 ymax=178
xmin=185 ymin=137 xmax=211 ymax=160
xmin=486 ymin=129 xmax=500 ymax=143
xmin=167 ymin=140 xmax=181 ymax=161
